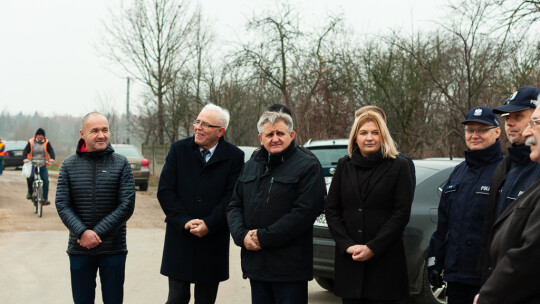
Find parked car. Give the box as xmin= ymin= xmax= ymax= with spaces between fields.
xmin=306 ymin=140 xmax=458 ymax=304
xmin=112 ymin=144 xmax=150 ymax=191
xmin=237 ymin=146 xmax=259 ymax=163
xmin=303 ymin=139 xmax=348 ymax=191
xmin=3 ymin=140 xmax=28 ymax=168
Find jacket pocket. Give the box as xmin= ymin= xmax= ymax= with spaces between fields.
xmin=269 ymin=176 xmax=299 ymax=206
xmin=239 ymin=175 xmax=257 ymax=207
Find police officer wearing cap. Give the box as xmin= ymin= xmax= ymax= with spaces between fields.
xmin=478 ymin=86 xmax=540 ymax=284
xmin=427 ymin=106 xmax=503 ymax=304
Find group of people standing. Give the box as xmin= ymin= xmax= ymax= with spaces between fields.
xmin=42 ymin=86 xmax=540 ymax=304
xmin=428 ymin=86 xmax=540 ymax=304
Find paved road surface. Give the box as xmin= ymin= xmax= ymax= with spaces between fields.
xmin=0 ymin=168 xmax=340 ymax=303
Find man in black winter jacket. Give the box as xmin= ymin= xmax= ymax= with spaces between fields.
xmin=56 ymin=112 xmax=135 ymax=304
xmin=227 ymin=110 xmax=326 ymax=304
xmin=478 ymin=86 xmax=540 ymax=283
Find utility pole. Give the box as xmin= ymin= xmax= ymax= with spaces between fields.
xmin=126 ymin=77 xmax=130 ymax=144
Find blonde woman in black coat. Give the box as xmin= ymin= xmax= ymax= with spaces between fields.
xmin=325 ymin=111 xmax=414 ymax=304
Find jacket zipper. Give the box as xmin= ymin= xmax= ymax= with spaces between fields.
xmin=91 ymin=158 xmax=97 ymax=232
xmin=267 ymin=177 xmax=274 ymax=203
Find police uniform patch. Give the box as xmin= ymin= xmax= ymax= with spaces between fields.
xmin=445 ymin=183 xmax=458 ymax=193
xmin=474 ymin=108 xmax=482 ymax=116
xmin=507 ymin=90 xmax=518 ymax=103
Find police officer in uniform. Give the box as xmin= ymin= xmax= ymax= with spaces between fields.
xmin=478 ymin=87 xmax=540 ymax=283
xmin=428 ymin=106 xmax=503 ymax=304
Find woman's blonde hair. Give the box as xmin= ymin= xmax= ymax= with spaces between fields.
xmin=348 ymin=110 xmax=398 ymax=159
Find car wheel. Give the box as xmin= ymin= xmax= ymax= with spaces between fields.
xmin=413 ymin=265 xmax=447 ymax=304
xmin=314 ymin=277 xmax=334 ymax=292
xmin=139 ymin=182 xmax=148 ymax=191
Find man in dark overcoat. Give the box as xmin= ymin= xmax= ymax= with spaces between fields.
xmin=474 ymin=98 xmax=540 ymax=303
xmin=158 ymin=103 xmax=244 ymax=304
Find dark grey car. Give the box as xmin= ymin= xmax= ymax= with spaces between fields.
xmin=305 ymin=140 xmax=457 ymax=304
xmin=3 ymin=140 xmax=27 ymax=168
xmin=112 ymin=144 xmax=150 ymax=191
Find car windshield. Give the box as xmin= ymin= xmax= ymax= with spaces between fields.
xmin=113 ymin=145 xmax=142 ymax=157
xmin=5 ymin=141 xmax=27 ymax=150
xmin=414 ymin=166 xmax=440 ymax=184
xmin=306 ymin=147 xmax=348 ymax=165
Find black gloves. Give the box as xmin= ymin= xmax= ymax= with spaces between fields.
xmin=427 ymin=265 xmax=444 ymax=288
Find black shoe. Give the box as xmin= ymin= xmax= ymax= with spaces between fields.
xmin=26 ymin=193 xmax=32 ymax=200
xmin=43 ymin=200 xmax=50 ymax=206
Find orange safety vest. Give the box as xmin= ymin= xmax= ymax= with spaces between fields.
xmin=27 ymin=138 xmax=50 ymax=159
xmin=0 ymin=142 xmax=4 ymax=157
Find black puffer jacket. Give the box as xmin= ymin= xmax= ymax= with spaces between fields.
xmin=56 ymin=139 xmax=135 ymax=255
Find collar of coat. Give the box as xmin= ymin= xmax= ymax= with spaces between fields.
xmin=464 ymin=139 xmax=503 ymax=168
xmin=76 ymin=138 xmax=114 ymax=158
xmin=508 ymin=143 xmax=533 ymax=166
xmin=192 ymin=136 xmax=226 ymax=165
xmin=255 ymin=139 xmax=297 ymax=167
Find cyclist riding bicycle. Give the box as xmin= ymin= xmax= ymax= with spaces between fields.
xmin=23 ymin=128 xmax=55 ymax=205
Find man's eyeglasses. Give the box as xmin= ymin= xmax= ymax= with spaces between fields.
xmin=193 ymin=120 xmax=222 ymax=129
xmin=464 ymin=127 xmax=497 ymax=135
xmin=528 ymin=117 xmax=540 ymax=129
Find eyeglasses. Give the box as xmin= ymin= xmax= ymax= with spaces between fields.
xmin=528 ymin=117 xmax=540 ymax=129
xmin=464 ymin=126 xmax=497 ymax=135
xmin=192 ymin=120 xmax=222 ymax=129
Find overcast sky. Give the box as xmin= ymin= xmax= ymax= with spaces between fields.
xmin=0 ymin=0 xmax=445 ymax=117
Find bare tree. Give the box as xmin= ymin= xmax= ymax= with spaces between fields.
xmin=495 ymin=0 xmax=540 ymax=27
xmin=391 ymin=0 xmax=520 ymax=155
xmin=235 ymin=2 xmax=301 ymax=106
xmin=99 ymin=0 xmax=196 ymax=144
xmin=234 ymin=2 xmax=344 ymax=143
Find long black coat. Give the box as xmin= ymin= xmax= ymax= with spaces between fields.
xmin=325 ymin=155 xmax=413 ymax=300
xmin=157 ymin=136 xmax=244 ymax=283
xmin=478 ymin=177 xmax=540 ymax=304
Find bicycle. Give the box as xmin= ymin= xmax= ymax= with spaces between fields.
xmin=29 ymin=158 xmax=48 ymax=217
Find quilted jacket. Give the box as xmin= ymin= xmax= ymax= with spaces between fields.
xmin=56 ymin=139 xmax=135 ymax=255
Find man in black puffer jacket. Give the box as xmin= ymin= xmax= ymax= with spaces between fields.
xmin=56 ymin=112 xmax=135 ymax=304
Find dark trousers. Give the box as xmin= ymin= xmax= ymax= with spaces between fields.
xmin=250 ymin=280 xmax=307 ymax=304
xmin=446 ymin=281 xmax=479 ymax=304
xmin=165 ymin=278 xmax=219 ymax=304
xmin=69 ymin=254 xmax=126 ymax=304
xmin=342 ymin=299 xmax=400 ymax=304
xmin=27 ymin=165 xmax=49 ymax=200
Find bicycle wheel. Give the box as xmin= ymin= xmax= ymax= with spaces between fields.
xmin=37 ymin=183 xmax=43 ymax=217
xmin=32 ymin=183 xmax=38 ymax=214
